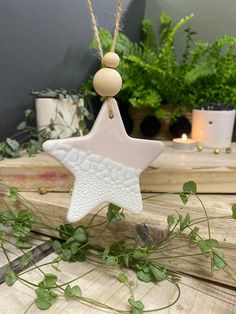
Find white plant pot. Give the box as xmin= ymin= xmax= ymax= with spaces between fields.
xmin=191 ymin=109 xmax=236 ymax=148
xmin=36 ymin=97 xmax=84 ymax=138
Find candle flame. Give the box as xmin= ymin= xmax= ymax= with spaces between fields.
xmin=182 ymin=133 xmax=187 ymax=141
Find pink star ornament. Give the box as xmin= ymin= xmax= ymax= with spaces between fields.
xmin=43 ymin=98 xmax=164 ymax=222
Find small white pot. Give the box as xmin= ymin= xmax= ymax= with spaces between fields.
xmin=191 ymin=109 xmax=236 ymax=148
xmin=36 ymin=97 xmax=84 ymax=138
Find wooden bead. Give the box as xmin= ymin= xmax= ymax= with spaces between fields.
xmin=103 ymin=52 xmax=120 ymax=68
xmin=93 ymin=68 xmax=122 ymax=97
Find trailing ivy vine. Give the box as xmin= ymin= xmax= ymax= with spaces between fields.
xmin=0 ymin=181 xmax=235 ymax=313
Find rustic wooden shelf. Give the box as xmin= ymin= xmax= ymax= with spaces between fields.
xmin=0 ymin=142 xmax=235 ymax=193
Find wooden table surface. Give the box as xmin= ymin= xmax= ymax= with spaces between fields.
xmin=0 ymin=144 xmax=236 ymax=313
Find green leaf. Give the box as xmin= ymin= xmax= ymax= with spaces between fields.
xmin=231 ymin=204 xmax=236 ymax=220
xmin=128 ymin=298 xmax=145 ymax=310
xmin=15 ymin=239 xmax=32 ymax=249
xmin=57 ymin=224 xmax=75 ymax=239
xmin=137 ymin=270 xmax=152 ymax=283
xmin=180 ymin=213 xmax=191 ymax=231
xmin=10 ymin=187 xmax=19 ymax=202
xmin=0 ymin=210 xmax=15 ymax=227
xmin=149 ymin=264 xmax=167 ymax=281
xmin=52 ymin=240 xmax=62 ymax=254
xmin=188 ymin=227 xmax=199 ymax=241
xmin=4 ymin=266 xmax=17 ymax=286
xmin=0 ymin=230 xmax=5 ymax=244
xmin=133 ymin=247 xmax=147 ymax=259
xmin=61 ymin=249 xmax=72 ymax=261
xmin=6 ymin=138 xmax=20 ymax=151
xmin=205 ymin=239 xmax=219 ymax=247
xmin=35 ymin=288 xmax=58 ymax=310
xmin=17 ymin=121 xmax=26 ymax=131
xmin=64 ymin=284 xmax=82 ymax=298
xmin=21 ymin=252 xmax=32 ymax=266
xmin=179 ymin=192 xmax=188 ymax=204
xmin=183 ymin=181 xmax=197 ymax=194
xmin=106 ymin=203 xmax=125 ymax=223
xmin=212 ymin=252 xmax=226 ymax=269
xmin=198 ymin=240 xmax=211 ymax=255
xmin=105 ymin=256 xmax=118 ymax=267
xmin=167 ymin=215 xmax=175 ymax=228
xmin=39 ymin=273 xmax=57 ymax=289
xmin=74 ymin=226 xmax=87 ymax=243
xmin=102 ymin=246 xmax=110 ymax=261
xmin=117 ymin=273 xmax=128 ymax=283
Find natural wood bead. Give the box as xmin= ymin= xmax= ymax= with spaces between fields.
xmin=93 ymin=68 xmax=122 ymax=97
xmin=103 ymin=52 xmax=120 ymax=68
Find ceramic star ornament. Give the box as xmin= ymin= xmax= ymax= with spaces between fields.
xmin=43 ymin=1 xmax=163 ymax=222
xmin=43 ymin=97 xmax=163 ymax=222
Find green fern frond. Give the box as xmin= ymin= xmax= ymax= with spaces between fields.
xmin=141 ymin=19 xmax=158 ymax=52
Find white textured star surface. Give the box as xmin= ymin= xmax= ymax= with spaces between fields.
xmin=43 ymin=98 xmax=163 ymax=222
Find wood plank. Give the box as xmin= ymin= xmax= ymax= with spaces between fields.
xmin=0 ymin=252 xmax=235 ymax=313
xmin=1 ymin=192 xmax=235 ymax=287
xmin=0 ymin=230 xmax=52 ymax=284
xmin=1 ymin=142 xmax=236 ymax=193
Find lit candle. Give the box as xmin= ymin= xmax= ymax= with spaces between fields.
xmin=173 ymin=134 xmax=196 ymax=150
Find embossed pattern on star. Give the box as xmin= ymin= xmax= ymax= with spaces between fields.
xmin=43 ymin=98 xmax=164 ymax=222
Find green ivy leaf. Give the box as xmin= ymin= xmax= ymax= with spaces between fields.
xmin=35 ymin=288 xmax=58 ymax=310
xmin=39 ymin=273 xmax=57 ymax=289
xmin=231 ymin=204 xmax=236 ymax=220
xmin=128 ymin=298 xmax=145 ymax=313
xmin=105 ymin=256 xmax=118 ymax=267
xmin=106 ymin=204 xmax=125 ymax=223
xmin=167 ymin=215 xmax=175 ymax=228
xmin=212 ymin=252 xmax=226 ymax=269
xmin=21 ymin=252 xmax=32 ymax=266
xmin=0 ymin=210 xmax=15 ymax=227
xmin=149 ymin=264 xmax=167 ymax=281
xmin=137 ymin=270 xmax=152 ymax=283
xmin=183 ymin=181 xmax=197 ymax=194
xmin=0 ymin=230 xmax=5 ymax=245
xmin=198 ymin=240 xmax=211 ymax=255
xmin=180 ymin=213 xmax=191 ymax=231
xmin=52 ymin=240 xmax=62 ymax=254
xmin=4 ymin=266 xmax=18 ymax=286
xmin=102 ymin=246 xmax=110 ymax=261
xmin=15 ymin=239 xmax=32 ymax=249
xmin=133 ymin=247 xmax=147 ymax=259
xmin=64 ymin=284 xmax=82 ymax=298
xmin=188 ymin=227 xmax=199 ymax=241
xmin=179 ymin=192 xmax=188 ymax=204
xmin=10 ymin=187 xmax=19 ymax=202
xmin=57 ymin=224 xmax=75 ymax=239
xmin=74 ymin=226 xmax=87 ymax=243
xmin=6 ymin=138 xmax=20 ymax=151
xmin=205 ymin=239 xmax=219 ymax=247
xmin=117 ymin=273 xmax=128 ymax=283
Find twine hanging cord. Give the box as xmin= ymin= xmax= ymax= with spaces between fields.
xmin=86 ymin=0 xmax=123 ymax=118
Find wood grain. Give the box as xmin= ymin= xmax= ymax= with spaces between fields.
xmin=1 ymin=142 xmax=236 ymax=193
xmin=0 ymin=253 xmax=235 ymax=314
xmin=1 ymin=192 xmax=235 ymax=287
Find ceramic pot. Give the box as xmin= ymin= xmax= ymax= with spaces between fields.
xmin=36 ymin=97 xmax=84 ymax=138
xmin=191 ymin=109 xmax=236 ymax=148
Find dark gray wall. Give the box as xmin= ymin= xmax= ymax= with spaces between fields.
xmin=0 ymin=0 xmax=145 ymax=139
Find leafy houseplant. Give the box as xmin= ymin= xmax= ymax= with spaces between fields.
xmin=0 ymin=88 xmax=92 ymax=160
xmin=32 ymin=88 xmax=91 ymax=140
xmin=85 ymin=12 xmax=236 ymax=132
